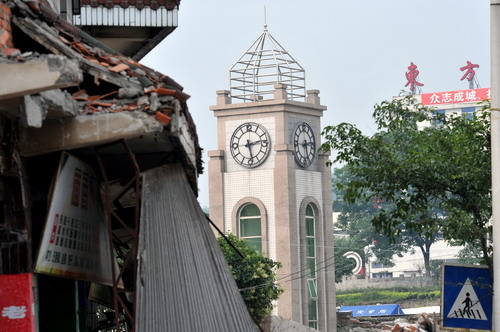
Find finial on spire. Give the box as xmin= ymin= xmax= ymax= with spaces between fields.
xmin=264 ymin=6 xmax=267 ymax=30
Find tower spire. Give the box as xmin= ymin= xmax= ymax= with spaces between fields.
xmin=229 ymin=25 xmax=306 ymax=103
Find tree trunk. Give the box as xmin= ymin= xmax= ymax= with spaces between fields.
xmin=417 ymin=238 xmax=433 ymax=276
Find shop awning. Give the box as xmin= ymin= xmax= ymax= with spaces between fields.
xmin=339 ymin=304 xmax=404 ymax=317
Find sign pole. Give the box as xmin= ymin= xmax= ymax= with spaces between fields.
xmin=491 ymin=1 xmax=500 ymax=331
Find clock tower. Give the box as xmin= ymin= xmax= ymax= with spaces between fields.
xmin=208 ymin=25 xmax=336 ymax=331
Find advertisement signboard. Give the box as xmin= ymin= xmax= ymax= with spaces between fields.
xmin=422 ymin=88 xmax=490 ymax=106
xmin=35 ymin=152 xmax=116 ymax=285
xmin=0 ymin=273 xmax=37 ymax=331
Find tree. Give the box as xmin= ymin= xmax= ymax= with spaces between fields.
xmin=455 ymin=242 xmax=484 ymax=265
xmin=333 ymin=165 xmax=410 ymax=278
xmin=217 ymin=233 xmax=283 ymax=324
xmin=322 ymin=95 xmax=492 ymax=269
xmin=333 ymin=236 xmax=358 ymax=282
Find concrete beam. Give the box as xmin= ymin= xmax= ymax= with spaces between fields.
xmin=19 ymin=111 xmax=163 ymax=156
xmin=0 ymin=55 xmax=82 ymax=100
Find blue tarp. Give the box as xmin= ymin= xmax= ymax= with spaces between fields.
xmin=339 ymin=304 xmax=404 ymax=317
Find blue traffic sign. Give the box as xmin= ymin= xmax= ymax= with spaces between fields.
xmin=442 ymin=263 xmax=492 ymax=330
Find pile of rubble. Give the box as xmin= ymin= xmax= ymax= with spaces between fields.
xmin=338 ymin=311 xmax=437 ymax=332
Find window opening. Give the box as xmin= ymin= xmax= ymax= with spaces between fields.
xmin=239 ymin=203 xmax=262 ymax=253
xmin=305 ymin=204 xmax=318 ymax=329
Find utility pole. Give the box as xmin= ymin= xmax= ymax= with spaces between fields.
xmin=491 ymin=1 xmax=500 ymax=330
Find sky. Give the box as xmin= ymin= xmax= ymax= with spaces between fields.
xmin=142 ymin=0 xmax=490 ymax=208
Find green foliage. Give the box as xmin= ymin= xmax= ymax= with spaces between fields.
xmin=428 ymin=260 xmax=444 ymax=279
xmin=322 ymin=95 xmax=492 ymax=269
xmin=217 ymin=233 xmax=283 ymax=324
xmin=334 ymin=164 xmax=438 ymax=275
xmin=456 ymin=242 xmax=485 ymax=265
xmin=333 ymin=237 xmax=358 ymax=282
xmin=333 ymin=165 xmax=411 ymax=281
xmin=336 ymin=288 xmax=440 ymax=306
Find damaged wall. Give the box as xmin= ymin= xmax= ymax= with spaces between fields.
xmin=0 ymin=0 xmax=212 ymax=330
xmin=0 ymin=117 xmax=31 ymax=274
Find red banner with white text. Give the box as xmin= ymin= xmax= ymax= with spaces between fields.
xmin=421 ymin=88 xmax=490 ymax=106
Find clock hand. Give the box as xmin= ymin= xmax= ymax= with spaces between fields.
xmin=245 ymin=139 xmax=254 ymax=159
xmin=244 ymin=139 xmax=254 ymax=148
xmin=302 ymin=140 xmax=313 ymax=156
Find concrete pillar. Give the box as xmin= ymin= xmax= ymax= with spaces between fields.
xmin=318 ymin=150 xmax=337 ymax=330
xmin=273 ymin=142 xmax=298 ymax=321
xmin=307 ymin=90 xmax=320 ymax=105
xmin=274 ymin=84 xmax=288 ymax=100
xmin=208 ymin=150 xmax=225 ymax=232
xmin=216 ymin=90 xmax=231 ymax=106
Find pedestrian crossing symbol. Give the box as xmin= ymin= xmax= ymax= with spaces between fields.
xmin=442 ymin=264 xmax=492 ymax=331
xmin=446 ymin=278 xmax=487 ymax=320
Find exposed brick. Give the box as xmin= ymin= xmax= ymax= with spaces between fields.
xmin=392 ymin=324 xmax=403 ymax=332
xmin=0 ymin=2 xmax=14 ymax=49
xmin=407 ymin=325 xmax=418 ymax=331
xmin=109 ymin=63 xmax=130 ymax=73
xmin=155 ymin=112 xmax=171 ymax=126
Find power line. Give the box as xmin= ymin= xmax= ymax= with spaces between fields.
xmin=240 ymin=249 xmax=341 ymax=292
xmin=240 ymin=258 xmax=337 ymax=292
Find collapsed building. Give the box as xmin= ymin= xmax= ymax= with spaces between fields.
xmin=0 ymin=0 xmax=257 ymax=330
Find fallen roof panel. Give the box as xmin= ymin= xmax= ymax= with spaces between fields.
xmin=137 ymin=164 xmax=256 ymax=331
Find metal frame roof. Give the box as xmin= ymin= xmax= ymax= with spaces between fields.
xmin=230 ymin=25 xmax=306 ymax=102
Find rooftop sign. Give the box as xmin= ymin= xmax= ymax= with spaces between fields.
xmin=405 ymin=62 xmax=424 ymax=94
xmin=421 ymin=88 xmax=490 ymax=106
xmin=460 ymin=61 xmax=480 ymax=82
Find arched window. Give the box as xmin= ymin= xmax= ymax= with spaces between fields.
xmin=305 ymin=204 xmax=318 ymax=329
xmin=238 ymin=203 xmax=262 ymax=253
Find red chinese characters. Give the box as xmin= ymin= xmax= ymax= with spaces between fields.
xmin=460 ymin=61 xmax=479 ymax=82
xmin=71 ymin=168 xmax=82 ymax=207
xmin=71 ymin=169 xmax=91 ymax=210
xmin=405 ymin=62 xmax=424 ymax=94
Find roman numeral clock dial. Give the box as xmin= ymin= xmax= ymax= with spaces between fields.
xmin=230 ymin=122 xmax=271 ymax=168
xmin=293 ymin=122 xmax=316 ymax=167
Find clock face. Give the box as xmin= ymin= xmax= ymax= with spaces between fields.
xmin=230 ymin=122 xmax=271 ymax=168
xmin=293 ymin=122 xmax=316 ymax=167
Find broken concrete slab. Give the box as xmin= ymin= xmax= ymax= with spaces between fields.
xmin=39 ymin=89 xmax=79 ymax=119
xmin=21 ymin=94 xmax=45 ymax=128
xmin=0 ymin=55 xmax=82 ymax=100
xmin=118 ymin=87 xmax=143 ymax=99
xmin=19 ymin=111 xmax=164 ymax=156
